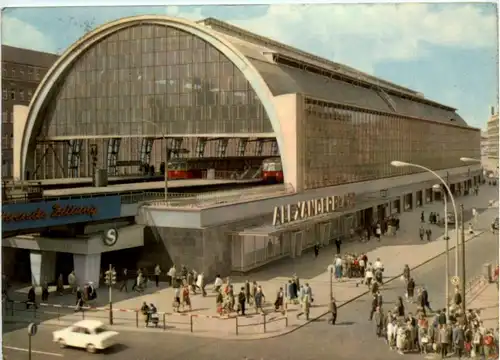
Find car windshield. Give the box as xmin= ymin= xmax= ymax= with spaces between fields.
xmin=94 ymin=327 xmax=108 ymax=334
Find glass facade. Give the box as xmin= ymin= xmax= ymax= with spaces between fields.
xmin=40 ymin=24 xmax=272 ymax=137
xmin=302 ymin=99 xmax=481 ymax=190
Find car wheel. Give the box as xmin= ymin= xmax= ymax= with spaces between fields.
xmin=86 ymin=344 xmax=97 ymax=353
xmin=57 ymin=339 xmax=66 ymax=348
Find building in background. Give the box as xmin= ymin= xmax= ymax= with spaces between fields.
xmin=484 ymin=106 xmax=499 ymax=172
xmin=487 ymin=106 xmax=499 ymax=159
xmin=481 ymin=130 xmax=488 ymax=156
xmin=1 ymin=45 xmax=58 ymax=178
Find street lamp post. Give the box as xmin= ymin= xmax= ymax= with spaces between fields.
xmin=390 ymin=161 xmax=460 ymax=276
xmin=433 ymin=184 xmax=450 ymax=319
xmin=143 ymin=120 xmax=168 ymax=202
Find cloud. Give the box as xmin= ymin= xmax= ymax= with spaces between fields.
xmin=229 ymin=3 xmax=497 ymax=73
xmin=1 ymin=16 xmax=57 ymax=53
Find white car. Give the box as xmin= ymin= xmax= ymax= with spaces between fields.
xmin=52 ymin=320 xmax=119 ymax=353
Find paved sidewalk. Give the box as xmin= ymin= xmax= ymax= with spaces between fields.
xmin=5 ymin=186 xmax=498 ymax=340
xmin=467 ymin=282 xmax=499 ymax=330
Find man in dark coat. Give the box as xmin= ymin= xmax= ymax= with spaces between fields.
xmin=237 ymin=287 xmax=246 ymax=316
xmin=328 ymin=298 xmax=337 ymax=325
xmin=453 ymin=287 xmax=462 ymax=306
xmin=27 ymin=286 xmax=37 ymax=309
xmin=420 ymin=287 xmax=432 ymax=314
xmin=373 ymin=306 xmax=384 ymax=337
xmin=453 ymin=324 xmax=465 ymax=359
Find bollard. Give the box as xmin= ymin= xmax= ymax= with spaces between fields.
xmin=263 ymin=313 xmax=267 ymax=333
xmin=285 ymin=314 xmax=288 ymax=327
xmin=190 ymin=314 xmax=193 ymax=333
xmin=235 ymin=315 xmax=239 ymax=336
xmin=135 ymin=311 xmax=139 ymax=328
xmin=82 ymin=309 xmax=85 ymax=320
xmin=163 ymin=313 xmax=166 ymax=331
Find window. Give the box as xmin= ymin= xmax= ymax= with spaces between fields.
xmin=11 ymin=68 xmax=15 ymax=78
xmin=35 ymin=68 xmax=40 ymax=80
xmin=10 ymin=89 xmax=15 ymax=100
xmin=2 ymin=88 xmax=7 ymax=100
xmin=27 ymin=68 xmax=32 ymax=80
xmin=19 ymin=90 xmax=24 ymax=100
xmin=27 ymin=90 xmax=33 ymax=100
xmin=2 ymin=68 xmax=6 ymax=77
xmin=19 ymin=67 xmax=24 ymax=77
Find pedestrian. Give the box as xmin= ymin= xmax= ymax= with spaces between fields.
xmin=237 ymin=287 xmax=246 ymax=316
xmin=421 ymin=211 xmax=425 ymax=223
xmin=41 ymin=281 xmax=49 ymax=302
xmin=419 ymin=226 xmax=425 ymax=241
xmin=120 ymin=268 xmax=128 ymax=292
xmin=75 ymin=287 xmax=83 ymax=312
xmin=334 ymin=255 xmax=343 ymax=281
xmin=328 ymin=297 xmax=337 ymax=325
xmin=439 ymin=324 xmax=449 ymax=359
xmin=453 ymin=287 xmax=462 ymax=307
xmin=374 ymin=306 xmax=384 ymax=337
xmin=68 ymin=270 xmax=77 ymax=294
xmin=254 ymin=286 xmax=265 ymax=314
xmin=402 ymin=264 xmax=410 ymax=284
xmin=154 ymin=264 xmax=161 ymax=287
xmin=296 ymin=283 xmax=312 ymax=320
xmin=274 ymin=287 xmax=284 ymax=312
xmin=421 ymin=287 xmax=432 ymax=314
xmin=213 ymin=275 xmax=223 ymax=293
xmin=335 ymin=237 xmax=342 ymax=254
xmin=313 ymin=243 xmax=320 ymax=258
xmin=186 ymin=271 xmax=195 ymax=294
xmin=196 ymin=272 xmax=206 ymax=296
xmin=396 ymin=296 xmax=405 ymax=317
xmin=181 ymin=285 xmax=192 ymax=312
xmin=56 ymin=274 xmax=64 ymax=295
xmin=26 ymin=285 xmax=37 ymax=309
xmin=453 ymin=324 xmax=465 ymax=359
xmin=426 ymin=228 xmax=432 ymax=241
xmin=167 ymin=265 xmax=176 ymax=287
xmin=468 ymin=223 xmax=474 ymax=234
xmin=369 ymin=293 xmax=378 ymax=321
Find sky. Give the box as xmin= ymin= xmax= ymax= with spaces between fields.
xmin=1 ymin=3 xmax=498 ymax=129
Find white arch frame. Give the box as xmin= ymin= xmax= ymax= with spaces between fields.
xmin=20 ymin=15 xmax=288 ymax=182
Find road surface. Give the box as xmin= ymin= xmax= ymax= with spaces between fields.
xmin=3 ymin=229 xmax=497 ymax=360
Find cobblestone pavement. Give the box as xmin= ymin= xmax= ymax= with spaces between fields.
xmin=3 ymin=224 xmax=498 ymax=360
xmin=4 ymin=186 xmax=498 ymax=339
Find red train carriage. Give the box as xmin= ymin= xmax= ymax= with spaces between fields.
xmin=262 ymin=157 xmax=284 ymax=183
xmin=167 ymin=156 xmax=268 ymax=180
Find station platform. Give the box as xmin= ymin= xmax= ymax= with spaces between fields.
xmin=42 ymin=178 xmax=262 ymax=197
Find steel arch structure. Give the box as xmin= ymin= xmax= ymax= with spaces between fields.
xmin=20 ymin=15 xmax=289 ymax=184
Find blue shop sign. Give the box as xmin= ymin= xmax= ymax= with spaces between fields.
xmin=2 ymin=196 xmax=122 ymax=232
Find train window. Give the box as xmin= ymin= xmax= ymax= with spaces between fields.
xmin=167 ymin=161 xmax=187 ymax=170
xmin=263 ymin=161 xmax=282 ymax=172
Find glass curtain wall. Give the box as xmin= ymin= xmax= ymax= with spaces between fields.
xmin=302 ymin=99 xmax=481 ymax=190
xmin=35 ymin=24 xmax=273 ymax=178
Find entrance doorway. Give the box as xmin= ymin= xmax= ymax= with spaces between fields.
xmin=55 ymin=252 xmax=74 ymax=285
xmin=361 ymin=207 xmax=374 ymax=228
xmin=376 ymin=204 xmax=386 ymax=223
xmin=416 ymin=191 xmax=423 ymax=207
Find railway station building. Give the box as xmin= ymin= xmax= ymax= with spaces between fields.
xmin=4 ymin=15 xmax=481 ymax=285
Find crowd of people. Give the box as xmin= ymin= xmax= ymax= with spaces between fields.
xmin=366 ymin=261 xmax=500 ymax=359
